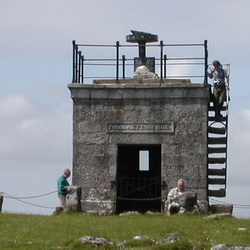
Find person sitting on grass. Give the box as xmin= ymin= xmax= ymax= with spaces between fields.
xmin=167 ymin=179 xmax=186 ymax=215
xmin=167 ymin=179 xmax=198 ymax=215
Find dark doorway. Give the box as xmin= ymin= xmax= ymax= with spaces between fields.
xmin=116 ymin=145 xmax=161 ymax=214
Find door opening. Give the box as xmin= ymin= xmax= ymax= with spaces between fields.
xmin=116 ymin=145 xmax=161 ymax=214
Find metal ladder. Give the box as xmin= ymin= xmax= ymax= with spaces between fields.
xmin=207 ymin=65 xmax=230 ymax=198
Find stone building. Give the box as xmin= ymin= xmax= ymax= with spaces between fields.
xmin=68 ymin=32 xmax=229 ymax=214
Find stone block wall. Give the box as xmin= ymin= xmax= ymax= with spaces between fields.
xmin=68 ymin=81 xmax=210 ymax=214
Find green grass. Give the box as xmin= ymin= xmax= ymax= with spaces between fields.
xmin=0 ymin=212 xmax=250 ymax=249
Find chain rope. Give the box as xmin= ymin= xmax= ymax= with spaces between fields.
xmin=2 ymin=191 xmax=57 ymax=210
xmin=3 ymin=191 xmax=57 ymax=200
xmin=2 ymin=191 xmax=250 ymax=211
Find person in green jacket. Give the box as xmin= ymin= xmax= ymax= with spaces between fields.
xmin=57 ymin=169 xmax=71 ymax=207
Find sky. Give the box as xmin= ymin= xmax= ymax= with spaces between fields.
xmin=1 ymin=0 xmax=250 ymax=218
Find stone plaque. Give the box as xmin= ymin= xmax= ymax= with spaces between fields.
xmin=107 ymin=123 xmax=174 ymax=133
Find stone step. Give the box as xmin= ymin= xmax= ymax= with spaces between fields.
xmin=209 ymin=204 xmax=233 ymax=214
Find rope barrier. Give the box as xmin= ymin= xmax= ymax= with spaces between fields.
xmin=2 ymin=191 xmax=57 ymax=210
xmin=6 ymin=197 xmax=54 ymax=209
xmin=2 ymin=190 xmax=250 ymax=211
xmin=3 ymin=191 xmax=57 ymax=200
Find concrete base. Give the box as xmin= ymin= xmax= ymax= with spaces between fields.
xmin=210 ymin=204 xmax=233 ymax=215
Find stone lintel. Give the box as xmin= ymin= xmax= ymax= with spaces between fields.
xmin=68 ymin=83 xmax=209 ymax=100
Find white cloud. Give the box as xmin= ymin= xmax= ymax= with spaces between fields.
xmin=1 ymin=0 xmax=249 ymax=57
xmin=212 ymin=109 xmax=250 ymax=218
xmin=0 ymin=94 xmax=36 ymax=121
xmin=0 ymin=93 xmax=72 ymax=214
xmin=227 ymin=110 xmax=250 ymax=182
xmin=0 ymin=94 xmax=72 ymax=164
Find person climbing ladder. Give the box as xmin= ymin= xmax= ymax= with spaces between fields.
xmin=207 ymin=60 xmax=228 ymax=117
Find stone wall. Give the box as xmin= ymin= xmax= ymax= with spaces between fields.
xmin=68 ymin=81 xmax=210 ymax=214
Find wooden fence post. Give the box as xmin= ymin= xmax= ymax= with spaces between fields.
xmin=0 ymin=192 xmax=4 ymax=213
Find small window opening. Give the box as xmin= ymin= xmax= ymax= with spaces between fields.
xmin=139 ymin=150 xmax=149 ymax=171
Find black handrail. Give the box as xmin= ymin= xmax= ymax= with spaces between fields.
xmin=204 ymin=40 xmax=208 ymax=84
xmin=72 ymin=40 xmax=208 ymax=84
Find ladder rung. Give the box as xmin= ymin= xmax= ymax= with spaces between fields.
xmin=208 ymin=168 xmax=226 ymax=176
xmin=208 ymin=116 xmax=227 ymax=122
xmin=208 ymin=147 xmax=227 ymax=154
xmin=208 ymin=189 xmax=226 ymax=197
xmin=209 ymin=105 xmax=227 ymax=111
xmin=208 ymin=158 xmax=226 ymax=164
xmin=208 ymin=127 xmax=226 ymax=134
xmin=208 ymin=137 xmax=227 ymax=144
xmin=208 ymin=178 xmax=226 ymax=185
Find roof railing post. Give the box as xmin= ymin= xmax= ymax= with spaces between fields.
xmin=72 ymin=40 xmax=76 ymax=83
xmin=75 ymin=44 xmax=79 ymax=83
xmin=78 ymin=50 xmax=82 ymax=83
xmin=160 ymin=40 xmax=164 ymax=81
xmin=81 ymin=55 xmax=84 ymax=83
xmin=122 ymin=55 xmax=126 ymax=79
xmin=164 ymin=54 xmax=167 ymax=79
xmin=116 ymin=41 xmax=120 ymax=82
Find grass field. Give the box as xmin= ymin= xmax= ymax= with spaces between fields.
xmin=0 ymin=212 xmax=250 ymax=249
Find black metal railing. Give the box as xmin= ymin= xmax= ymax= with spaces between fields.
xmin=116 ymin=176 xmax=162 ymax=214
xmin=72 ymin=40 xmax=209 ymax=84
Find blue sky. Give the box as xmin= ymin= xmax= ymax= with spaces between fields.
xmin=1 ymin=0 xmax=250 ymax=218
